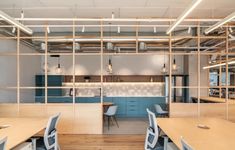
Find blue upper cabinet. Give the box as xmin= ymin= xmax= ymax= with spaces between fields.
xmin=35 ymin=75 xmax=63 ymax=96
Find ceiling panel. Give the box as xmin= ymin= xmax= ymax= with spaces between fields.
xmin=120 ymin=8 xmax=168 ymax=18
xmin=93 ymin=0 xmax=147 ymax=7
xmin=146 ymin=0 xmax=191 ymax=7
xmin=39 ymin=0 xmax=94 ymax=7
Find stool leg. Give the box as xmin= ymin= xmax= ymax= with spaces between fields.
xmin=113 ymin=116 xmax=119 ymax=128
xmin=108 ymin=116 xmax=110 ymax=130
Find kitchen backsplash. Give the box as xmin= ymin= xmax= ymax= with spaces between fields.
xmin=62 ymin=82 xmax=165 ymax=97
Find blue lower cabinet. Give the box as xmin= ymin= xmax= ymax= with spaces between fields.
xmin=48 ymin=97 xmax=72 ymax=103
xmin=35 ymin=96 xmax=72 ymax=103
xmin=113 ymin=97 xmax=126 ymax=117
xmin=126 ymin=98 xmax=139 ymax=117
xmin=75 ymin=97 xmax=101 ymax=103
xmin=103 ymin=97 xmax=113 ymax=103
xmin=35 ymin=96 xmax=166 ymax=117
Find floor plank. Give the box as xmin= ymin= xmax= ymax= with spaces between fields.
xmin=58 ymin=134 xmax=145 ymax=150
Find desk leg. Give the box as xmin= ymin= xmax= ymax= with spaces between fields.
xmin=31 ymin=138 xmax=37 ymax=150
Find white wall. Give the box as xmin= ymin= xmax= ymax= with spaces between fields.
xmin=188 ymin=55 xmax=209 ymax=100
xmin=45 ymin=55 xmax=185 ymax=75
xmin=0 ymin=38 xmax=41 ymax=103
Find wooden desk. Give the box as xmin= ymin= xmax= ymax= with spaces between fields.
xmin=103 ymin=102 xmax=114 ymax=112
xmin=157 ymin=118 xmax=235 ymax=150
xmin=192 ymin=96 xmax=235 ymax=104
xmin=0 ymin=117 xmax=48 ymax=150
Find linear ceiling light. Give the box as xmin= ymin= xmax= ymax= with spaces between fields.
xmin=166 ymin=0 xmax=202 ymax=34
xmin=0 ymin=10 xmax=33 ymax=35
xmin=205 ymin=12 xmax=235 ymax=34
xmin=203 ymin=61 xmax=235 ymax=69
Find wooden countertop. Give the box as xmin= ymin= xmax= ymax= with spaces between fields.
xmin=157 ymin=118 xmax=235 ymax=150
xmin=0 ymin=117 xmax=48 ymax=150
xmin=193 ymin=96 xmax=235 ymax=104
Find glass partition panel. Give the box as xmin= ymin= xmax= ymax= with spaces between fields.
xmin=0 ymin=88 xmax=17 ymax=103
xmin=0 ymin=55 xmax=17 ymax=87
xmin=74 ymin=55 xmax=101 ymax=103
xmin=20 ymin=55 xmax=43 ymax=87
xmin=20 ymin=88 xmax=45 ymax=103
xmin=199 ymin=87 xmax=227 ymax=119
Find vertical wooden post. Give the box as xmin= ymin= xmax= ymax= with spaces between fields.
xmin=45 ymin=26 xmax=48 ymax=104
xmin=100 ymin=21 xmax=104 ymax=104
xmin=169 ymin=32 xmax=172 ymax=116
xmin=136 ymin=24 xmax=139 ymax=53
xmin=100 ymin=21 xmax=104 ymax=134
xmin=225 ymin=25 xmax=229 ymax=120
xmin=17 ymin=27 xmax=20 ymax=115
xmin=72 ymin=20 xmax=76 ymax=104
xmin=197 ymin=23 xmax=201 ymax=118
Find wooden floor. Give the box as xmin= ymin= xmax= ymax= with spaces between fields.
xmin=58 ymin=134 xmax=145 ymax=150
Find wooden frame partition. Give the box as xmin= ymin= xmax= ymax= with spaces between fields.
xmin=0 ymin=18 xmax=234 ymax=135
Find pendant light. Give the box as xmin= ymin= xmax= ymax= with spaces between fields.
xmin=172 ymin=30 xmax=178 ymax=72
xmin=107 ymin=58 xmax=113 ymax=74
xmin=172 ymin=57 xmax=178 ymax=71
xmin=161 ymin=50 xmax=167 ymax=74
xmin=161 ymin=63 xmax=167 ymax=74
xmin=55 ymin=56 xmax=62 ymax=74
xmin=107 ymin=23 xmax=113 ymax=74
xmin=42 ymin=63 xmax=50 ymax=73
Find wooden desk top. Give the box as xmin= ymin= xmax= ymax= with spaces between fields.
xmin=103 ymin=102 xmax=114 ymax=106
xmin=0 ymin=117 xmax=48 ymax=150
xmin=193 ymin=96 xmax=235 ymax=104
xmin=157 ymin=118 xmax=235 ymax=150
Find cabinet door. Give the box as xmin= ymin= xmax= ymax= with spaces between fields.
xmin=126 ymin=97 xmax=138 ymax=117
xmin=139 ymin=97 xmax=152 ymax=117
xmin=113 ymin=97 xmax=126 ymax=117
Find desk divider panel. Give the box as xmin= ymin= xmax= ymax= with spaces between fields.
xmin=0 ymin=103 xmax=103 ymax=134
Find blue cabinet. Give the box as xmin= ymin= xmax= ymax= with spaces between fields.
xmin=75 ymin=97 xmax=101 ymax=103
xmin=35 ymin=75 xmax=63 ymax=97
xmin=104 ymin=97 xmax=166 ymax=118
xmin=113 ymin=97 xmax=126 ymax=117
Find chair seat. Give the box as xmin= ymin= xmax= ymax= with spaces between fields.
xmin=159 ymin=111 xmax=168 ymax=114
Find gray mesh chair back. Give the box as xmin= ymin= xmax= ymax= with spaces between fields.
xmin=181 ymin=136 xmax=193 ymax=150
xmin=145 ymin=109 xmax=159 ymax=149
xmin=44 ymin=113 xmax=61 ymax=150
xmin=0 ymin=137 xmax=7 ymax=150
xmin=105 ymin=105 xmax=118 ymax=116
xmin=155 ymin=104 xmax=164 ymax=113
xmin=154 ymin=104 xmax=168 ymax=117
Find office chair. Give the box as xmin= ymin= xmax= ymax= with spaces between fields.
xmin=154 ymin=104 xmax=168 ymax=117
xmin=145 ymin=108 xmax=165 ymax=150
xmin=0 ymin=137 xmax=7 ymax=150
xmin=145 ymin=109 xmax=177 ymax=150
xmin=181 ymin=136 xmax=193 ymax=150
xmin=36 ymin=113 xmax=61 ymax=150
xmin=104 ymin=105 xmax=119 ymax=130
